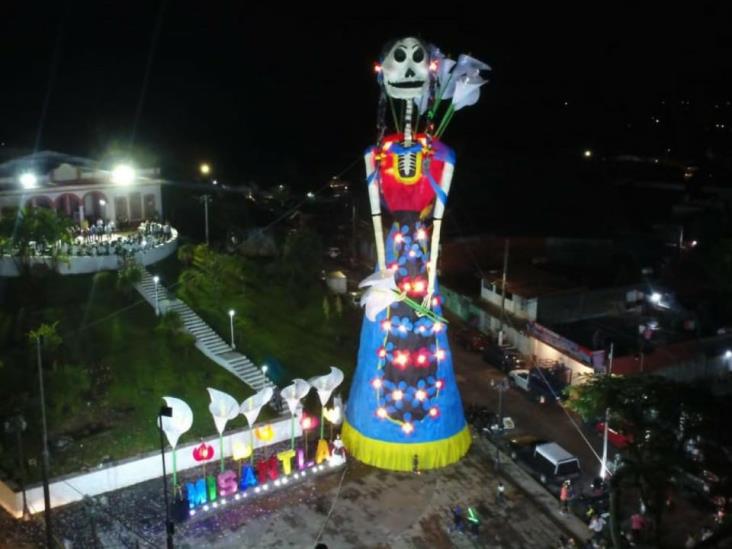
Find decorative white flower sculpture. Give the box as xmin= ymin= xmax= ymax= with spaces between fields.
xmin=308 ymin=367 xmax=345 ymax=439
xmin=158 ymin=396 xmax=193 ymax=487
xmin=207 ymin=387 xmax=240 ymax=471
xmin=359 ymin=270 xmax=400 ymax=321
xmin=281 ymin=378 xmax=311 ymax=450
xmin=239 ymin=387 xmax=274 ymax=463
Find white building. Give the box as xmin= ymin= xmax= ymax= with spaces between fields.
xmin=0 ymin=151 xmax=163 ymax=225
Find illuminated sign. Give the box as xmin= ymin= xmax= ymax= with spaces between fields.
xmin=184 ymin=444 xmax=345 ymax=516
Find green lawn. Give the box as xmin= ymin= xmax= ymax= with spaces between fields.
xmin=0 ymin=249 xmax=360 ymax=484
xmin=0 ymin=268 xmax=253 ymax=483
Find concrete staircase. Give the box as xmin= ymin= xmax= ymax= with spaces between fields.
xmin=135 ymin=269 xmax=278 ymax=397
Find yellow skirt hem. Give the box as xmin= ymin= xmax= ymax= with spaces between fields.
xmin=342 ymin=420 xmax=471 ymax=472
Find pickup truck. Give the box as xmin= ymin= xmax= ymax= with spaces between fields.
xmin=508 ymin=367 xmax=567 ymax=402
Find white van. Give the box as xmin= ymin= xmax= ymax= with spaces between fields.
xmin=533 ymin=442 xmax=582 ymax=483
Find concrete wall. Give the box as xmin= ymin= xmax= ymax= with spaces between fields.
xmin=480 ymin=279 xmax=538 ymax=321
xmin=0 ymin=414 xmax=301 ymax=518
xmin=442 ymin=285 xmax=592 ymax=383
xmin=0 ymin=229 xmax=178 ymax=277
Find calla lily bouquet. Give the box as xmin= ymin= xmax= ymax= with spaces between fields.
xmin=419 ymin=52 xmax=491 ymax=139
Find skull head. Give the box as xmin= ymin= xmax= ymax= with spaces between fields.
xmin=381 ymin=37 xmax=430 ymax=100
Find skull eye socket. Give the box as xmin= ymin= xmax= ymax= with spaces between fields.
xmin=412 ymin=48 xmax=425 ymax=63
xmin=393 ymin=48 xmax=407 ymax=63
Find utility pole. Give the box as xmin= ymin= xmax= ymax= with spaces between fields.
xmin=493 ymin=378 xmax=510 ymax=470
xmin=498 ymin=238 xmax=510 ymax=346
xmin=600 ymin=343 xmax=614 ymax=479
xmin=36 ymin=336 xmax=53 ymax=548
xmin=200 ymin=194 xmax=212 ymax=246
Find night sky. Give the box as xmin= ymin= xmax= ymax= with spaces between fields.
xmin=2 ymin=6 xmax=732 ymax=189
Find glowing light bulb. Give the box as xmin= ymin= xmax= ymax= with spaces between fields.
xmin=378 ymin=348 xmax=387 ymax=358
xmin=372 ymin=377 xmax=383 ymax=389
xmin=395 ymin=233 xmax=403 ymax=243
xmin=433 ymin=322 xmax=443 ymax=332
xmin=429 ymin=407 xmax=439 ymax=417
xmin=398 ymin=325 xmax=407 ymax=333
xmin=377 ymin=407 xmax=388 ymax=418
xmin=413 ymin=280 xmax=425 ymax=292
xmin=436 ymin=380 xmax=444 ymax=389
xmin=417 ymin=354 xmax=426 ymax=365
xmin=381 ymin=320 xmax=391 ymax=331
xmin=392 ymin=390 xmax=403 ymax=401
xmin=416 ymin=389 xmax=427 ymax=401
xmin=435 ymin=349 xmax=446 ymax=360
xmin=402 ymin=422 xmax=414 ymax=434
xmin=417 ymin=229 xmax=427 ymax=240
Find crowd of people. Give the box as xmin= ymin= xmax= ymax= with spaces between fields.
xmin=2 ymin=219 xmax=174 ymax=258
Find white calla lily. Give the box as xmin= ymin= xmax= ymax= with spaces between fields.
xmin=207 ymin=388 xmax=240 ymax=435
xmin=281 ymin=378 xmax=311 ymax=416
xmin=308 ymin=367 xmax=345 ymax=408
xmin=359 ymin=270 xmax=399 ymax=321
xmin=239 ymin=387 xmax=274 ymax=427
xmin=158 ymin=396 xmax=193 ymax=449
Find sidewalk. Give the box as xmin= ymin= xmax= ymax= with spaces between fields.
xmin=474 ymin=436 xmax=591 ymax=542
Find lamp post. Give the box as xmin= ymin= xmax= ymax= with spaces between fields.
xmin=158 ymin=405 xmax=175 ymax=549
xmin=600 ymin=343 xmax=614 ymax=479
xmin=34 ymin=335 xmax=53 ymax=548
xmin=492 ymin=378 xmax=510 ymax=470
xmin=200 ymin=195 xmax=212 ymax=246
xmin=153 ymin=276 xmax=160 ymax=316
xmin=228 ymin=309 xmax=236 ymax=349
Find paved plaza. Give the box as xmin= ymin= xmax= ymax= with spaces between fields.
xmin=1 ymin=435 xmax=585 ymax=548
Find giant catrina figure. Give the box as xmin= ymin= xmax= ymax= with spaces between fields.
xmin=342 ymin=37 xmax=491 ymax=470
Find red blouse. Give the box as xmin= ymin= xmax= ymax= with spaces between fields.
xmin=373 ymin=133 xmax=453 ymax=214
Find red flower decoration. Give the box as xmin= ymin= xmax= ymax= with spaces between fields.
xmin=192 ymin=442 xmax=215 ymax=462
xmin=300 ymin=414 xmax=319 ymax=431
xmin=414 ymin=347 xmax=431 ymax=368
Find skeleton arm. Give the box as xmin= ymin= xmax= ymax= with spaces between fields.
xmin=425 ymin=161 xmax=454 ymax=308
xmin=365 ymin=149 xmax=387 ymax=272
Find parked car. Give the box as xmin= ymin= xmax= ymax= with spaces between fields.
xmin=455 ymin=328 xmax=492 ymax=352
xmin=508 ymin=435 xmax=581 ymax=492
xmin=508 ymin=367 xmax=568 ymax=402
xmin=594 ymin=420 xmax=634 ymax=450
xmin=482 ymin=345 xmax=521 ymax=372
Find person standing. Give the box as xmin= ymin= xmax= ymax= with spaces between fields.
xmin=631 ymin=512 xmax=645 ymax=543
xmin=560 ymin=481 xmax=571 ymax=514
xmin=496 ymin=481 xmax=506 ymax=506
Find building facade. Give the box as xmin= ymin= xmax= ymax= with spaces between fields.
xmin=0 ymin=151 xmax=163 ymax=225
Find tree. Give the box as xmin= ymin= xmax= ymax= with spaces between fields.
xmin=155 ymin=311 xmax=196 ymax=358
xmin=281 ymin=228 xmax=323 ymax=304
xmin=116 ymin=258 xmax=143 ymax=297
xmin=0 ymin=208 xmax=73 ymax=276
xmin=567 ymin=375 xmax=713 ymax=547
xmin=28 ymin=322 xmax=63 ymax=372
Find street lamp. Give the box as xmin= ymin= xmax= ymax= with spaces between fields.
xmin=228 ymin=309 xmax=236 ymax=349
xmin=199 ymin=163 xmax=211 ymax=176
xmin=261 ymin=364 xmax=268 ymax=376
xmin=111 ymin=164 xmax=135 ymax=186
xmin=20 ymin=172 xmax=38 ymax=189
xmin=491 ymin=378 xmax=510 ymax=470
xmin=153 ymin=276 xmax=160 ymax=316
xmin=157 ymin=405 xmax=175 ymax=549
xmin=583 ymin=149 xmax=593 ymax=158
